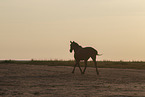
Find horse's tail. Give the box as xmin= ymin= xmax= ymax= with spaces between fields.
xmin=97 ymin=54 xmax=103 ymax=56
xmin=95 ymin=50 xmax=103 ymax=56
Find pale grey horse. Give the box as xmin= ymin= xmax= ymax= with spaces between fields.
xmin=70 ymin=41 xmax=102 ymax=75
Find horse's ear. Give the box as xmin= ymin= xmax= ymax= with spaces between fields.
xmin=70 ymin=41 xmax=72 ymax=43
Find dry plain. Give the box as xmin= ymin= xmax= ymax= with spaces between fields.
xmin=0 ymin=63 xmax=145 ymax=97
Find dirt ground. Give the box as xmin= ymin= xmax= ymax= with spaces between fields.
xmin=0 ymin=64 xmax=145 ymax=97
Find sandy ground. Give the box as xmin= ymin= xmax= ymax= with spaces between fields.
xmin=0 ymin=64 xmax=145 ymax=97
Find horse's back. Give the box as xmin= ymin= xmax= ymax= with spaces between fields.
xmin=74 ymin=47 xmax=98 ymax=60
xmin=83 ymin=47 xmax=98 ymax=55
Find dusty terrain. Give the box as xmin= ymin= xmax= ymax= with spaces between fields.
xmin=0 ymin=64 xmax=145 ymax=97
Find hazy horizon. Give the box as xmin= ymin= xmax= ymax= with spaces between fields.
xmin=1 ymin=0 xmax=145 ymax=61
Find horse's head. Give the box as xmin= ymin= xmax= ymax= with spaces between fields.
xmin=70 ymin=41 xmax=79 ymax=53
xmin=70 ymin=41 xmax=74 ymax=53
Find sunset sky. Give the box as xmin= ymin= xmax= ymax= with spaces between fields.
xmin=1 ymin=0 xmax=145 ymax=61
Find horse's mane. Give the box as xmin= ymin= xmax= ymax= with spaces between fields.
xmin=73 ymin=41 xmax=82 ymax=48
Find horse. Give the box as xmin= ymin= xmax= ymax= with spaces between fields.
xmin=69 ymin=41 xmax=102 ymax=75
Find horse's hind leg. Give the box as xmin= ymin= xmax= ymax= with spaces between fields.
xmin=94 ymin=61 xmax=99 ymax=75
xmin=92 ymin=56 xmax=99 ymax=75
xmin=78 ymin=63 xmax=83 ymax=74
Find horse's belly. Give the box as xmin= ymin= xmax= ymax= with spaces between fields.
xmin=74 ymin=53 xmax=90 ymax=60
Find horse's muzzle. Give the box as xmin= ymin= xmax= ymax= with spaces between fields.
xmin=70 ymin=49 xmax=72 ymax=53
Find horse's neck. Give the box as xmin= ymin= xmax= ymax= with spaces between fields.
xmin=74 ymin=46 xmax=82 ymax=53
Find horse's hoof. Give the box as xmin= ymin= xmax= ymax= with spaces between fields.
xmin=81 ymin=72 xmax=84 ymax=74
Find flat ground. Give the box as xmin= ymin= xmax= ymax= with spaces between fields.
xmin=0 ymin=64 xmax=145 ymax=97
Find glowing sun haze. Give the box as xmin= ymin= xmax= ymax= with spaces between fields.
xmin=1 ymin=0 xmax=145 ymax=61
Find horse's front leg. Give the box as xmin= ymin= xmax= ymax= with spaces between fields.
xmin=72 ymin=63 xmax=77 ymax=73
xmin=83 ymin=60 xmax=87 ymax=74
xmin=72 ymin=60 xmax=83 ymax=74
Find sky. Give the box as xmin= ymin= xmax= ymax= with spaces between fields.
xmin=1 ymin=0 xmax=145 ymax=61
